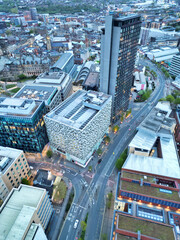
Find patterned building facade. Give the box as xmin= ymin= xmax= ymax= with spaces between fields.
xmin=44 ymin=90 xmax=112 ymax=167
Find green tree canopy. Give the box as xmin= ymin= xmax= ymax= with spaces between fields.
xmin=166 ymin=95 xmax=175 ymax=103
xmin=81 ymin=221 xmax=87 ymax=231
xmin=113 ymin=125 xmax=119 ymax=133
xmin=174 ymin=98 xmax=180 ymax=105
xmin=21 ymin=178 xmax=30 ymax=185
xmin=11 ymin=7 xmax=18 ymax=14
xmin=115 ymin=149 xmax=128 ymax=170
xmin=46 ymin=150 xmax=53 ymax=158
xmin=18 ymin=74 xmax=27 ymax=80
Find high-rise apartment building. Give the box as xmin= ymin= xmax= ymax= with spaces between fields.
xmin=169 ymin=54 xmax=180 ymax=77
xmin=100 ymin=14 xmax=141 ymax=122
xmin=0 ymin=98 xmax=48 ymax=152
xmin=30 ymin=7 xmax=38 ymax=21
xmin=0 ymin=147 xmax=30 ymax=201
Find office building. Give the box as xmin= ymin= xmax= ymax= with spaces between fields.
xmin=111 ymin=102 xmax=180 ymax=240
xmin=0 ymin=185 xmax=53 ymax=239
xmin=146 ymin=47 xmax=179 ymax=63
xmin=44 ymin=90 xmax=112 ymax=167
xmin=0 ymin=98 xmax=48 ymax=153
xmin=169 ymin=54 xmax=180 ymax=77
xmin=30 ymin=7 xmax=38 ymax=21
xmin=0 ymin=147 xmax=30 ymax=201
xmin=34 ymin=71 xmax=73 ymax=110
xmin=100 ymin=14 xmax=141 ymax=122
xmin=14 ymin=79 xmax=72 ymax=112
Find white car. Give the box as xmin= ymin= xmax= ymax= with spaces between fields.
xmin=74 ymin=219 xmax=79 ymax=229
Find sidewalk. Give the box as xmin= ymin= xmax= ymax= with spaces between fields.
xmin=100 ymin=171 xmax=118 ymax=240
xmin=46 ymin=177 xmax=72 ymax=240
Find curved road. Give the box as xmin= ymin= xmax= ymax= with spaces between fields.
xmin=58 ymin=59 xmax=166 ymax=240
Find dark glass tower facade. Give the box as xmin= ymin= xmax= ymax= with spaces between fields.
xmin=0 ymin=98 xmax=48 ymax=152
xmin=100 ymin=15 xmax=141 ymax=122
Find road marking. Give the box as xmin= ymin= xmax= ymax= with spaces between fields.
xmin=68 ymin=225 xmax=72 ymax=233
xmin=74 ymin=206 xmax=78 ymax=213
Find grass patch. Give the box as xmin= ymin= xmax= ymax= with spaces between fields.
xmin=122 ymin=171 xmax=155 ymax=183
xmin=10 ymin=88 xmax=21 ymax=94
xmin=6 ymin=84 xmax=16 ymax=89
xmin=117 ymin=214 xmax=174 ymax=240
xmin=121 ymin=180 xmax=180 ymax=201
xmin=53 ymin=180 xmax=67 ymax=203
xmin=66 ymin=193 xmax=74 ymax=212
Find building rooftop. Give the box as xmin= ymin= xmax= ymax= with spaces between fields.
xmin=35 ymin=71 xmax=71 ymax=89
xmin=45 ymin=90 xmax=111 ymax=130
xmin=0 ymin=97 xmax=42 ymax=117
xmin=50 ymin=52 xmax=73 ymax=71
xmin=0 ymin=146 xmax=22 ymax=174
xmin=129 ymin=128 xmax=157 ymax=151
xmin=0 ymin=185 xmax=45 ymax=240
xmin=83 ymin=72 xmax=99 ymax=88
xmin=112 ymin=212 xmax=175 ymax=240
xmin=123 ymin=133 xmax=180 ymax=179
xmin=138 ymin=102 xmax=175 ymax=134
xmin=14 ymin=85 xmax=58 ymax=105
xmin=120 ymin=178 xmax=180 ymax=202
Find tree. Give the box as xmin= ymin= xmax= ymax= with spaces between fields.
xmin=29 ymin=29 xmax=35 ymax=34
xmin=11 ymin=7 xmax=18 ymax=14
xmin=81 ymin=221 xmax=87 ymax=231
xmin=146 ymin=66 xmax=150 ymax=71
xmin=88 ymin=166 xmax=92 ymax=172
xmin=6 ymin=29 xmax=12 ymax=36
xmin=46 ymin=150 xmax=53 ymax=158
xmin=101 ymin=233 xmax=108 ymax=240
xmin=104 ymin=136 xmax=110 ymax=144
xmin=166 ymin=95 xmax=175 ymax=103
xmin=18 ymin=74 xmax=27 ymax=80
xmin=21 ymin=178 xmax=30 ymax=185
xmin=113 ymin=125 xmax=119 ymax=133
xmin=115 ymin=149 xmax=128 ymax=170
xmin=159 ymin=98 xmax=166 ymax=101
xmin=174 ymin=98 xmax=180 ymax=105
xmin=97 ymin=148 xmax=102 ymax=156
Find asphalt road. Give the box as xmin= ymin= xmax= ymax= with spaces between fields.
xmin=58 ymin=60 xmax=166 ymax=240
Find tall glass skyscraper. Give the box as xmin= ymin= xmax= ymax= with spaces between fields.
xmin=100 ymin=14 xmax=141 ymax=122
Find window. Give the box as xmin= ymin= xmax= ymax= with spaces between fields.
xmin=18 ymin=159 xmax=20 ymax=162
xmin=9 ymin=176 xmax=11 ymax=180
xmin=7 ymin=173 xmax=9 ymax=176
xmin=11 ymin=168 xmax=13 ymax=171
xmin=15 ymin=163 xmax=17 ymax=166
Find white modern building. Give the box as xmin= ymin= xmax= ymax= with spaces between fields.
xmin=146 ymin=47 xmax=179 ymax=62
xmin=44 ymin=90 xmax=112 ymax=167
xmin=0 ymin=185 xmax=53 ymax=240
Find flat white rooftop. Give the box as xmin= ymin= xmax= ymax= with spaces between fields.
xmin=124 ymin=135 xmax=180 ymax=179
xmin=46 ymin=90 xmax=111 ymax=130
xmin=0 ymin=185 xmax=45 ymax=240
xmin=35 ymin=71 xmax=70 ymax=88
xmin=0 ymin=98 xmax=41 ymax=117
xmin=0 ymin=146 xmax=22 ymax=173
xmin=129 ymin=129 xmax=157 ymax=151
